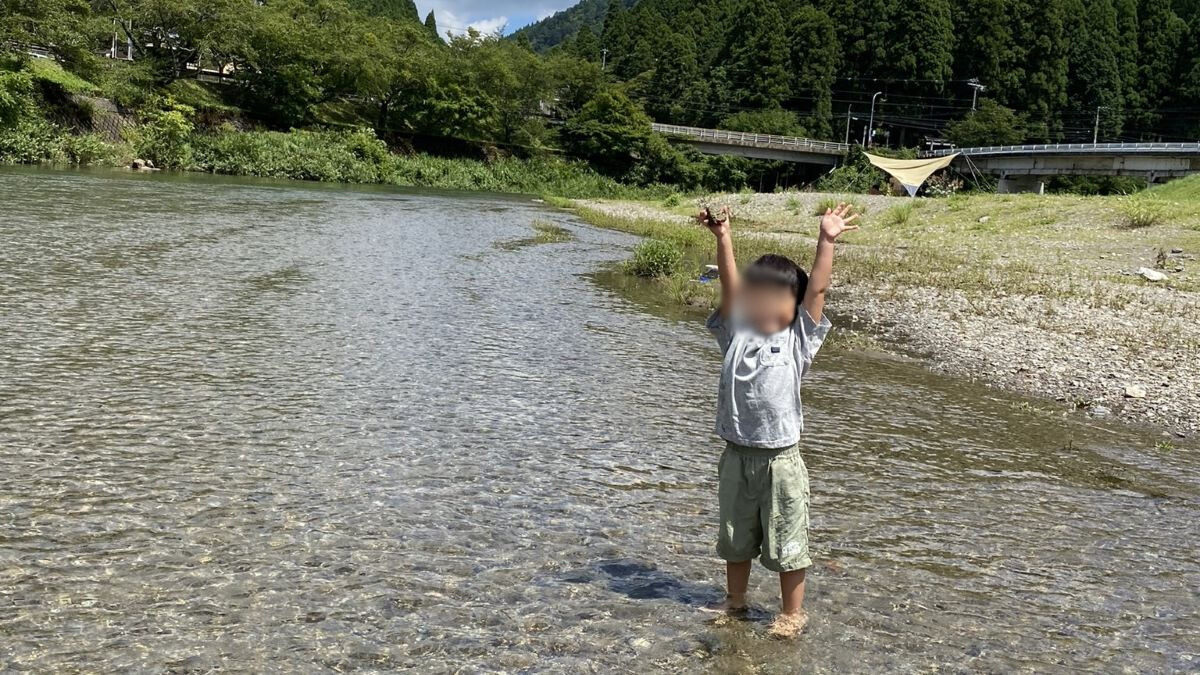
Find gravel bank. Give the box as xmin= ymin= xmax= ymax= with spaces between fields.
xmin=571 ymin=191 xmax=1200 ymax=436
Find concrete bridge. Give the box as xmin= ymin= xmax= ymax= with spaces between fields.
xmin=921 ymin=143 xmax=1200 ymax=193
xmin=651 ymin=123 xmax=848 ymax=166
xmin=652 ymin=122 xmax=1200 ymax=192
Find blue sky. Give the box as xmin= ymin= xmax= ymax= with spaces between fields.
xmin=417 ymin=0 xmax=574 ymax=36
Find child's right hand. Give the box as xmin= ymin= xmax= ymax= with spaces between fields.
xmin=698 ymin=206 xmax=731 ymax=237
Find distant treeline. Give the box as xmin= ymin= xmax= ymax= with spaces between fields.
xmin=524 ymin=0 xmax=1200 ymax=144
xmin=1 ymin=0 xmax=778 ymax=190
xmin=3 ymin=0 xmax=1195 ymax=194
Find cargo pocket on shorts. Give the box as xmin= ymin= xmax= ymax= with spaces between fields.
xmin=769 ymin=452 xmax=811 ymax=570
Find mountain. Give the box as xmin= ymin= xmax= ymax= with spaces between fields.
xmin=510 ymin=0 xmax=636 ymax=51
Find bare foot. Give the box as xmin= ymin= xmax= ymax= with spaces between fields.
xmin=700 ymin=597 xmax=749 ymax=616
xmin=766 ymin=610 xmax=809 ymax=639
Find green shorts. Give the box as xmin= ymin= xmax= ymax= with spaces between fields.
xmin=716 ymin=441 xmax=812 ymax=573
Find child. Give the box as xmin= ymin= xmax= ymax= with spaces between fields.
xmin=700 ymin=202 xmax=859 ymax=639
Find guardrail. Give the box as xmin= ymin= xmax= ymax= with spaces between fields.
xmin=651 ymin=123 xmax=849 ymax=154
xmin=924 ymin=142 xmax=1200 ymax=158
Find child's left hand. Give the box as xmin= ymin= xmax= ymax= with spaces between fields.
xmin=819 ymin=202 xmax=860 ymax=241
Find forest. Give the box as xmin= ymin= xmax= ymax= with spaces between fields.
xmin=1 ymin=0 xmax=1199 ymax=193
xmin=547 ymin=0 xmax=1200 ymax=144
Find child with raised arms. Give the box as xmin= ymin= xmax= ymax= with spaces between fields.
xmin=700 ymin=202 xmax=859 ymax=638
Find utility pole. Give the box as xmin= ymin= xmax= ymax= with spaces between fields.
xmin=967 ymin=79 xmax=986 ymax=110
xmin=844 ymin=106 xmax=853 ymax=146
xmin=865 ymin=91 xmax=883 ymax=147
xmin=1093 ymin=106 xmax=1108 ymax=144
xmin=601 ymin=48 xmax=609 ymax=71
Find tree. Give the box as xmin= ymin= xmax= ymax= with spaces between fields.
xmin=1065 ymin=0 xmax=1126 ymax=139
xmin=716 ymin=0 xmax=791 ymax=109
xmin=600 ymin=0 xmax=631 ymax=72
xmin=1129 ymin=0 xmax=1188 ymax=134
xmin=643 ymin=30 xmax=702 ymax=123
xmin=355 ymin=16 xmax=434 ymax=131
xmin=573 ymin=24 xmax=601 ymax=63
xmin=821 ymin=0 xmax=891 ymax=79
xmin=786 ymin=6 xmax=839 ymax=139
xmin=350 ymin=0 xmax=419 ymax=22
xmin=1115 ymin=0 xmax=1141 ymax=110
xmin=545 ymin=51 xmax=605 ymax=118
xmin=719 ymin=108 xmax=805 ymax=135
xmin=423 ymin=10 xmax=439 ymax=41
xmin=882 ymin=0 xmax=956 ymax=92
xmin=560 ymin=88 xmax=654 ymax=176
xmin=1010 ymin=0 xmax=1070 ymax=138
xmin=945 ymin=99 xmax=1027 ymax=146
xmin=951 ymin=0 xmax=1020 ymax=100
xmin=234 ymin=0 xmax=363 ymax=127
xmin=98 ymin=0 xmax=256 ymax=84
xmin=1180 ymin=18 xmax=1200 ymax=138
xmin=1 ymin=0 xmax=97 ymax=63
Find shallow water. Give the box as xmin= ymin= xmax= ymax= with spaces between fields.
xmin=1 ymin=167 xmax=1198 ymax=673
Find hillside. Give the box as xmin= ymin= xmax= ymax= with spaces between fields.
xmin=510 ymin=0 xmax=635 ymax=51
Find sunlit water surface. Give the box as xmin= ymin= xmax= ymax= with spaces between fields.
xmin=1 ymin=167 xmax=1198 ymax=672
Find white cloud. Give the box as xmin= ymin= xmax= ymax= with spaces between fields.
xmin=418 ymin=1 xmax=572 ymax=38
xmin=425 ymin=5 xmax=509 ymax=40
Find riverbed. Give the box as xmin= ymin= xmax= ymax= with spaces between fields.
xmin=1 ymin=167 xmax=1198 ymax=672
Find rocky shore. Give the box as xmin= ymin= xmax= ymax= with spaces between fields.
xmin=570 ymin=188 xmax=1200 ymax=436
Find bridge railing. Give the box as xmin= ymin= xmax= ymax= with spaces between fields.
xmin=651 ymin=123 xmax=849 ymax=154
xmin=924 ymin=142 xmax=1200 ymax=158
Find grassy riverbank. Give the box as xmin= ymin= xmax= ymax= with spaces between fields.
xmin=554 ymin=178 xmax=1200 ymax=435
xmin=1 ymin=122 xmax=673 ymax=199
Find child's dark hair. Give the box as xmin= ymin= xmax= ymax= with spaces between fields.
xmin=742 ymin=254 xmax=808 ymax=305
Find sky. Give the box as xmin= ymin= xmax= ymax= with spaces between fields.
xmin=417 ymin=0 xmax=574 ymax=37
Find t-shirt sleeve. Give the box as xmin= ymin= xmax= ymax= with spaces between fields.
xmin=706 ymin=309 xmax=734 ymax=355
xmin=793 ymin=309 xmax=832 ymax=372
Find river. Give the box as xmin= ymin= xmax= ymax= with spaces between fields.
xmin=1 ymin=167 xmax=1198 ymax=672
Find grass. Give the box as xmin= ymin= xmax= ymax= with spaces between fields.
xmin=664 ymin=272 xmax=720 ymax=308
xmin=627 ymin=239 xmax=686 ymax=277
xmin=1120 ymin=198 xmax=1167 ymax=228
xmin=495 ymin=219 xmax=576 ymax=250
xmin=558 ymin=185 xmax=1200 ymax=321
xmin=532 ymin=220 xmax=574 ymax=243
xmin=25 ymin=58 xmax=97 ymax=94
xmin=881 ymin=201 xmax=919 ymax=226
xmin=1145 ymin=174 xmax=1200 ymax=201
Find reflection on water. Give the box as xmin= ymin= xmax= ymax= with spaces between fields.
xmin=1 ymin=167 xmax=1198 ymax=672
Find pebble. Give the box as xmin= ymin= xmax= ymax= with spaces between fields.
xmin=1125 ymin=385 xmax=1148 ymax=399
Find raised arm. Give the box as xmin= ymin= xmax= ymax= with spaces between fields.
xmin=801 ymin=202 xmax=859 ymax=324
xmin=700 ymin=207 xmax=738 ymax=318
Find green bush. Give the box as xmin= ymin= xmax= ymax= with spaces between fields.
xmin=1120 ymin=199 xmax=1166 ymax=228
xmin=628 ymin=239 xmax=685 ymax=277
xmin=0 ymin=70 xmax=36 ymax=126
xmin=62 ymin=132 xmax=116 ymax=165
xmin=193 ymin=126 xmax=390 ymax=182
xmin=136 ymin=99 xmax=196 ymax=168
xmin=0 ymin=117 xmax=64 ymax=164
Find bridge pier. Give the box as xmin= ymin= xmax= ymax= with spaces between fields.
xmin=997 ymin=175 xmax=1045 ymax=194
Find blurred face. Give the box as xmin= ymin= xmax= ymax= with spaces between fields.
xmin=737 ymin=283 xmax=796 ymax=334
